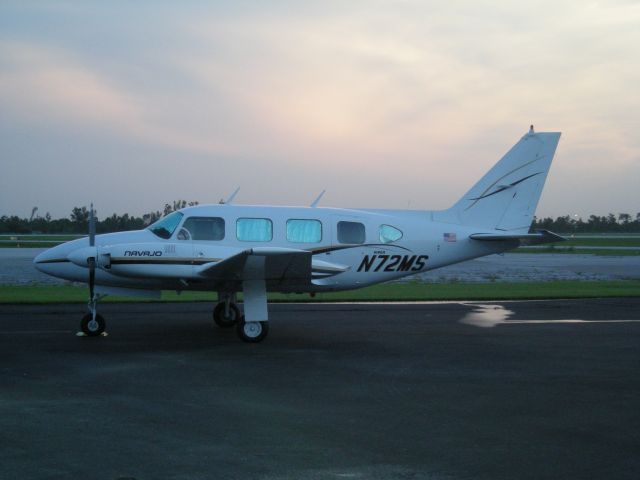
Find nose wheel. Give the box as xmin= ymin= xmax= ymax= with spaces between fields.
xmin=80 ymin=312 xmax=106 ymax=336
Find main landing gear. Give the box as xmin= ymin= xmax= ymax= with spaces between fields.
xmin=214 ymin=292 xmax=269 ymax=343
xmin=236 ymin=317 xmax=269 ymax=343
xmin=213 ymin=299 xmax=240 ymax=328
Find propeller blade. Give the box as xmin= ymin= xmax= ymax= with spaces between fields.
xmin=89 ymin=258 xmax=95 ymax=300
xmin=88 ymin=203 xmax=96 ymax=301
xmin=89 ymin=203 xmax=96 ymax=247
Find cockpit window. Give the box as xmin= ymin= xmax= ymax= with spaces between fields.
xmin=379 ymin=224 xmax=403 ymax=243
xmin=148 ymin=211 xmax=184 ymax=239
xmin=181 ymin=217 xmax=225 ymax=241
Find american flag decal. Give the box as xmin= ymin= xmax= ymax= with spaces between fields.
xmin=443 ymin=232 xmax=457 ymax=242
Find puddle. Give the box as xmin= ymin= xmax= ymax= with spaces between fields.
xmin=460 ymin=303 xmax=514 ymax=328
xmin=460 ymin=303 xmax=640 ymax=328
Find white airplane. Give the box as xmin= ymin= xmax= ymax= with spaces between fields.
xmin=35 ymin=127 xmax=563 ymax=342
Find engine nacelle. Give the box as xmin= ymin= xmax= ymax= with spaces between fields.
xmin=67 ymin=246 xmax=111 ymax=269
xmin=103 ymin=242 xmax=195 ymax=279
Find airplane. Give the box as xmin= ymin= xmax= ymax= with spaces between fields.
xmin=34 ymin=126 xmax=563 ymax=343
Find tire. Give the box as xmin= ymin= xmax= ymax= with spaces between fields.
xmin=80 ymin=313 xmax=105 ymax=336
xmin=213 ymin=302 xmax=240 ymax=328
xmin=236 ymin=318 xmax=269 ymax=343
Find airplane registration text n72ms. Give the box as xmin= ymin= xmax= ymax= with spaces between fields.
xmin=35 ymin=127 xmax=563 ymax=343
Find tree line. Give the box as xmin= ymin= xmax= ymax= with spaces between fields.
xmin=532 ymin=213 xmax=640 ymax=233
xmin=1 ymin=204 xmax=640 ymax=234
xmin=0 ymin=200 xmax=198 ymax=234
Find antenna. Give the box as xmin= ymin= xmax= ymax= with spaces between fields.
xmin=310 ymin=190 xmax=326 ymax=208
xmin=224 ymin=187 xmax=240 ymax=205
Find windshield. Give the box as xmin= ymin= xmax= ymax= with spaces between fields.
xmin=148 ymin=211 xmax=184 ymax=239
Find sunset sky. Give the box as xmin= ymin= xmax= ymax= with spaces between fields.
xmin=1 ymin=1 xmax=639 ymax=220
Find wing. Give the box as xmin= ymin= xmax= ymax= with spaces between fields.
xmin=197 ymin=247 xmax=310 ymax=282
xmin=196 ymin=247 xmax=350 ymax=290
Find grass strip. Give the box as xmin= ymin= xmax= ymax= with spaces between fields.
xmin=515 ymin=247 xmax=640 ymax=256
xmin=558 ymin=237 xmax=640 ymax=247
xmin=2 ymin=280 xmax=640 ymax=304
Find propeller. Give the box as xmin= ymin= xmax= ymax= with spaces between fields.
xmin=88 ymin=203 xmax=96 ymax=303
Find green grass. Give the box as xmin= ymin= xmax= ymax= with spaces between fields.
xmin=515 ymin=247 xmax=640 ymax=256
xmin=2 ymin=280 xmax=640 ymax=304
xmin=558 ymin=237 xmax=640 ymax=247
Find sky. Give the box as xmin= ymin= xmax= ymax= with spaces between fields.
xmin=1 ymin=0 xmax=639 ymax=220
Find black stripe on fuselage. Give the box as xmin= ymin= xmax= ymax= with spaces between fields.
xmin=110 ymin=258 xmax=219 ymax=266
xmin=309 ymin=243 xmax=412 ymax=255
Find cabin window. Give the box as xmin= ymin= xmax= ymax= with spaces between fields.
xmin=379 ymin=224 xmax=403 ymax=243
xmin=236 ymin=218 xmax=273 ymax=242
xmin=337 ymin=221 xmax=365 ymax=244
xmin=181 ymin=217 xmax=225 ymax=241
xmin=148 ymin=211 xmax=184 ymax=239
xmin=286 ymin=219 xmax=322 ymax=243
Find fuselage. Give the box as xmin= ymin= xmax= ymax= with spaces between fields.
xmin=34 ymin=204 xmax=508 ymax=293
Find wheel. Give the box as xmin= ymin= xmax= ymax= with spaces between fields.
xmin=236 ymin=317 xmax=269 ymax=343
xmin=80 ymin=313 xmax=105 ymax=336
xmin=213 ymin=302 xmax=240 ymax=328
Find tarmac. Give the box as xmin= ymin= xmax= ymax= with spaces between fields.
xmin=1 ymin=299 xmax=639 ymax=479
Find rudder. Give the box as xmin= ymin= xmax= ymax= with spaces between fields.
xmin=442 ymin=128 xmax=561 ymax=232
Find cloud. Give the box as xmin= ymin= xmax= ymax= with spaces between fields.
xmin=1 ymin=1 xmax=639 ymax=217
xmin=0 ymin=41 xmax=236 ymax=156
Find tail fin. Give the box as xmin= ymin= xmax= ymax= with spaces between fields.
xmin=440 ymin=127 xmax=561 ymax=232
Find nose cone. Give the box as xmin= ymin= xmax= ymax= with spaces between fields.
xmin=33 ymin=238 xmax=90 ymax=281
xmin=34 ymin=245 xmax=70 ymax=275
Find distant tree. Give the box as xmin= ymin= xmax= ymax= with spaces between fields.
xmin=163 ymin=200 xmax=199 ymax=216
xmin=70 ymin=206 xmax=89 ymax=224
xmin=11 ymin=203 xmax=640 ymax=235
xmin=143 ymin=211 xmax=162 ymax=226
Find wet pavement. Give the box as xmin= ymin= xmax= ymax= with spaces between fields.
xmin=1 ymin=300 xmax=639 ymax=479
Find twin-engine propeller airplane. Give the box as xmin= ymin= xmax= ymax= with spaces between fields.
xmin=35 ymin=127 xmax=563 ymax=342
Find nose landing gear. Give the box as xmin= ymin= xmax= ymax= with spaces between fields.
xmin=80 ymin=295 xmax=106 ymax=337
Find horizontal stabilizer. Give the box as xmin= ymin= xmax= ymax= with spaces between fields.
xmin=469 ymin=229 xmax=565 ymax=246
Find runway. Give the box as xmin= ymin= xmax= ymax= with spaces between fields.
xmin=1 ymin=300 xmax=639 ymax=479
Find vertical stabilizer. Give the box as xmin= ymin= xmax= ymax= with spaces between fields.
xmin=442 ymin=128 xmax=561 ymax=232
